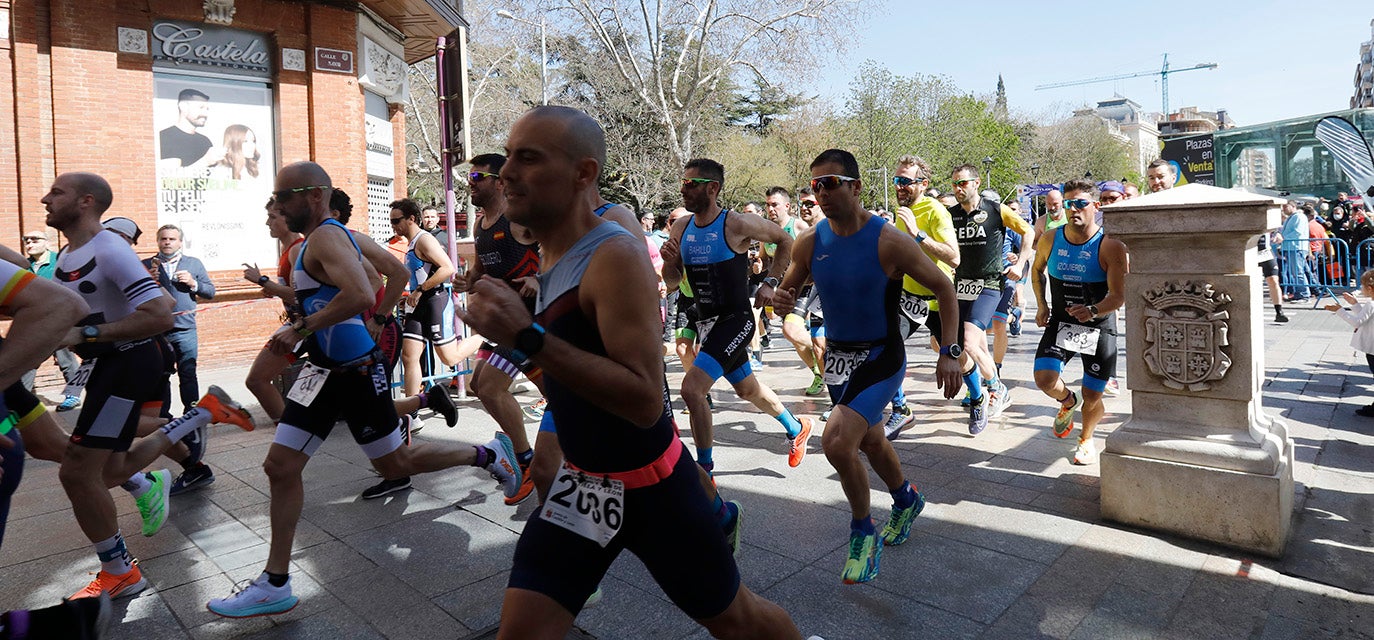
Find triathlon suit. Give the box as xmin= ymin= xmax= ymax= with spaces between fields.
xmin=0 ymin=265 xmax=30 ymax=549
xmin=0 ymin=262 xmax=49 ymax=434
xmin=1257 ymin=232 xmax=1277 ymax=279
xmin=893 ymin=196 xmax=957 ymax=341
xmin=474 ymin=213 xmax=541 ymax=379
xmin=55 ymin=230 xmax=166 ymax=451
xmin=508 ymin=222 xmax=740 ymax=618
xmin=1034 ymin=227 xmax=1117 ymax=392
xmin=274 ymin=219 xmax=401 ymax=459
xmin=679 ymin=209 xmax=755 ymax=384
xmin=402 ymin=231 xmax=457 ymax=346
xmin=810 ymin=216 xmax=906 ymax=426
xmin=949 ymin=197 xmax=1021 ymax=332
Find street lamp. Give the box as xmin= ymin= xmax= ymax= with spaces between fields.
xmin=496 ymin=9 xmax=547 ymax=105
xmin=982 ymin=156 xmax=994 ymax=193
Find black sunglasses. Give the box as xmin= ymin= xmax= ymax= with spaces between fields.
xmin=273 ymin=185 xmax=328 ymax=201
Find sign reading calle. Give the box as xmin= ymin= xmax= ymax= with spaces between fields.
xmin=151 ymin=20 xmax=272 ymax=79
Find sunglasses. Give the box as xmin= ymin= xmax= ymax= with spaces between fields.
xmin=468 ymin=171 xmax=499 ymax=183
xmin=953 ymin=179 xmax=977 ymax=187
xmin=681 ymin=177 xmax=718 ymax=187
xmin=810 ymin=175 xmax=857 ymax=191
xmin=893 ymin=176 xmax=926 ymax=187
xmin=1065 ymin=199 xmax=1094 ymax=210
xmin=390 ymin=217 xmax=405 ymax=225
xmin=800 ymin=200 xmax=819 ymax=208
xmin=273 ymin=185 xmax=328 ymax=201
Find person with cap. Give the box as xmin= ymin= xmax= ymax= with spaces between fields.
xmin=18 ymin=229 xmax=83 ymax=410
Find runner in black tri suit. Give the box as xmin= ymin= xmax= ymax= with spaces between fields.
xmin=458 ymin=105 xmax=802 ymax=640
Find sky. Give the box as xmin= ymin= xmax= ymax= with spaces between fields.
xmin=826 ymin=1 xmax=1373 ymax=127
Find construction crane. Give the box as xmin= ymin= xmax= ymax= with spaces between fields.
xmin=1035 ymin=54 xmax=1218 ymax=114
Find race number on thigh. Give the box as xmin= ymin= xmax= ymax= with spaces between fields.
xmin=899 ymin=293 xmax=929 ymax=326
xmin=955 ymin=279 xmax=985 ymax=301
xmin=62 ymin=359 xmax=97 ymax=398
xmin=286 ymin=362 xmax=331 ymax=407
xmin=823 ymin=348 xmax=870 ymax=386
xmin=1055 ymin=324 xmax=1100 ymax=355
xmin=540 ymin=462 xmax=625 ymax=547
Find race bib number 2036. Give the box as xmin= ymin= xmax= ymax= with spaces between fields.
xmin=541 ymin=463 xmax=625 ymax=547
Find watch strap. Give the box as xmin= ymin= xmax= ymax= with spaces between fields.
xmin=511 ymin=322 xmax=546 ymax=363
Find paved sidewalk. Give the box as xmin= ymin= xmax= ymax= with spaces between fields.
xmin=2 ymin=303 xmax=1372 ymax=639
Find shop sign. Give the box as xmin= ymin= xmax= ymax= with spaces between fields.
xmin=1160 ymin=134 xmax=1216 ymax=187
xmin=315 ymin=47 xmax=354 ymax=74
xmin=151 ymin=20 xmax=271 ymax=79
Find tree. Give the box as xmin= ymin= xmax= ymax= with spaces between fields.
xmin=1021 ymin=112 xmax=1134 ymax=186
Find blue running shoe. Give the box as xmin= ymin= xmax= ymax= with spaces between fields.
xmin=207 ymin=574 xmax=298 ymax=618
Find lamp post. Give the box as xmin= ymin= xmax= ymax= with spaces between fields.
xmin=496 ymin=9 xmax=547 ymax=105
xmin=982 ymin=156 xmax=994 ymax=194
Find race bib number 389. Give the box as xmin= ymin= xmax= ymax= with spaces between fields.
xmin=541 ymin=463 xmax=625 ymax=547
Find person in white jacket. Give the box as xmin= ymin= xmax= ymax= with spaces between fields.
xmin=1327 ymin=269 xmax=1374 ymax=417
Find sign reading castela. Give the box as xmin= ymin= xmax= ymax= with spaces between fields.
xmin=151 ymin=20 xmax=272 ymax=79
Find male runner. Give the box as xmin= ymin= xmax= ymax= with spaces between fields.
xmin=394 ymin=198 xmax=466 ymax=398
xmin=765 ymin=187 xmax=824 ymax=394
xmin=947 ymin=164 xmax=1034 ymax=434
xmin=460 ymin=104 xmax=802 ymax=640
xmin=774 ymin=149 xmax=962 ymax=584
xmin=455 ymin=153 xmax=543 ymax=505
xmin=886 ymin=155 xmax=960 ymax=440
xmin=206 ymin=162 xmax=520 ymax=618
xmin=1029 ymin=179 xmax=1128 ymax=466
xmin=660 ymin=159 xmax=813 ymax=475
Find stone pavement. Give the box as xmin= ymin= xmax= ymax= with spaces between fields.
xmin=2 ymin=303 xmax=1373 ymax=639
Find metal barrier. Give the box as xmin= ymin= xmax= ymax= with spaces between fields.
xmin=1275 ymin=237 xmax=1353 ymax=307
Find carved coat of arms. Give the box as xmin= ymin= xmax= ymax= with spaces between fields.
xmin=1142 ymin=281 xmax=1232 ymax=391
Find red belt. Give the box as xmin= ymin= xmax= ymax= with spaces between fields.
xmin=568 ymin=434 xmax=682 ymax=490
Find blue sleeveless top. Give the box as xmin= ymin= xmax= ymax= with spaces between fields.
xmin=1047 ymin=227 xmax=1112 ymax=327
xmin=404 ymin=231 xmax=437 ymax=291
xmin=679 ymin=209 xmax=750 ymax=318
xmin=811 ymin=215 xmax=899 ymax=344
xmin=294 ymin=219 xmax=376 ymax=364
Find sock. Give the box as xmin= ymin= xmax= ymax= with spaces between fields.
xmin=776 ymin=411 xmax=803 ymax=438
xmin=712 ymin=494 xmax=731 ymax=529
xmin=1275 ymin=304 xmax=1283 ymax=314
xmin=94 ymin=532 xmax=134 ymax=575
xmin=473 ymin=446 xmax=492 ymax=468
xmin=416 ymin=393 xmax=430 ymax=409
xmin=892 ymin=481 xmax=917 ymax=509
xmin=2 ymin=609 xmax=26 ymax=640
xmin=121 ymin=472 xmax=152 ymax=497
xmin=159 ymin=407 xmax=211 ymax=442
xmin=516 ymin=448 xmax=534 ymax=467
xmin=697 ymin=447 xmax=713 ymax=466
xmin=851 ymin=516 xmax=875 ymax=536
xmin=996 ymin=362 xmax=1002 ymax=375
xmin=265 ymin=571 xmax=289 ymax=587
xmin=988 ymin=375 xmax=1002 ymax=391
xmin=1060 ymin=390 xmax=1075 ymax=405
xmin=964 ymin=369 xmax=983 ymax=400
xmin=892 ymin=387 xmax=907 ymax=410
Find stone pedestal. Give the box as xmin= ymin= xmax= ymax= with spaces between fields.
xmin=1100 ymin=184 xmax=1294 ymax=558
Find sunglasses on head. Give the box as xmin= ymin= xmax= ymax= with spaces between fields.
xmin=1065 ymin=199 xmax=1094 ymax=210
xmin=681 ymin=177 xmax=718 ymax=187
xmin=272 ymin=185 xmax=327 ymax=201
xmin=893 ymin=176 xmax=926 ymax=187
xmin=810 ymin=175 xmax=857 ymax=191
xmin=468 ymin=171 xmax=499 ymax=183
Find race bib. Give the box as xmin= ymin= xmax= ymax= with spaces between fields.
xmin=540 ymin=463 xmax=625 ymax=547
xmin=899 ymin=293 xmax=929 ymax=325
xmin=823 ymin=348 xmax=870 ymax=386
xmin=62 ymin=359 xmax=97 ymax=398
xmin=955 ymin=279 xmax=985 ymax=301
xmin=1055 ymin=324 xmax=1100 ymax=355
xmin=286 ymin=362 xmax=331 ymax=407
xmin=1256 ymin=247 xmax=1274 ymax=263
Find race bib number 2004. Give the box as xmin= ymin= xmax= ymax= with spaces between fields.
xmin=541 ymin=463 xmax=625 ymax=547
xmin=62 ymin=359 xmax=97 ymax=398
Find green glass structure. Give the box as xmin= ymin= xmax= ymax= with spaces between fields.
xmin=1214 ymin=108 xmax=1374 ymax=198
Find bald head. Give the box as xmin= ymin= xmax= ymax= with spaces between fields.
xmin=63 ymin=172 xmax=114 ymax=214
xmin=522 ymin=105 xmax=606 ymax=174
xmin=277 ymin=161 xmax=333 ymax=191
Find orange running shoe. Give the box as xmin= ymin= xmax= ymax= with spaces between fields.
xmin=71 ymin=564 xmax=147 ymax=600
xmin=504 ymin=466 xmax=535 ymax=506
xmin=198 ymin=385 xmax=256 ymax=432
xmin=788 ymin=417 xmax=812 ymax=468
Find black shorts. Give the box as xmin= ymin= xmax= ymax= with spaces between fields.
xmin=693 ymin=313 xmax=755 ymax=384
xmin=3 ymin=383 xmax=45 ymax=430
xmin=508 ymin=446 xmax=740 ymax=618
xmin=403 ymin=289 xmax=457 ymax=345
xmin=1260 ymin=259 xmax=1277 ymax=278
xmin=70 ymin=339 xmax=164 ymax=452
xmin=924 ymin=303 xmax=964 ymax=349
xmin=274 ymin=351 xmax=403 ymax=459
xmin=674 ymin=296 xmax=700 ymax=338
xmin=1033 ymin=318 xmax=1118 ymax=392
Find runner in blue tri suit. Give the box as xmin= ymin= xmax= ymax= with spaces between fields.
xmin=458 ymin=105 xmax=802 ymax=640
xmin=1030 ymin=178 xmax=1128 ymax=467
xmin=774 ymin=149 xmax=962 ymax=585
xmin=207 ymin=162 xmax=522 ymax=619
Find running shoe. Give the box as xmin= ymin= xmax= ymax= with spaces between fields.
xmin=1008 ymin=307 xmax=1023 ymax=336
xmin=788 ymin=418 xmax=812 ymax=467
xmin=1275 ymin=313 xmax=1290 ymax=323
xmin=399 ymin=414 xmax=413 ymax=446
xmin=181 ymin=425 xmax=208 ymax=466
xmin=1072 ymin=438 xmax=1098 ymax=465
xmin=427 ymin=385 xmax=458 ymax=427
xmin=485 ymin=433 xmax=523 ymax=499
xmin=198 ymin=385 xmax=255 ymax=432
xmin=1053 ymin=391 xmax=1081 ymax=439
xmin=805 ymin=373 xmax=825 ymax=396
xmin=988 ymin=382 xmax=1012 ymax=419
xmin=360 ymin=476 xmax=411 ymax=499
xmin=207 ymin=573 xmax=299 ymax=618
xmin=968 ymin=393 xmax=989 ymax=436
xmin=723 ymin=500 xmax=743 ymax=556
xmin=57 ymin=395 xmax=81 ymax=412
xmin=136 ymin=469 xmax=171 ymax=536
xmin=749 ymin=352 xmax=764 ymax=370
xmin=584 ymin=586 xmax=604 ymax=608
xmin=840 ymin=526 xmax=882 ymax=584
xmin=820 ymin=405 xmax=833 ymax=422
xmin=504 ymin=463 xmax=535 ymax=506
xmin=1105 ymin=378 xmax=1120 ymax=396
xmin=522 ymin=397 xmax=547 ymax=421
xmin=70 ymin=564 xmax=147 ymax=600
xmin=881 ymin=491 xmax=926 ymax=546
xmin=1357 ymin=404 xmax=1374 ymax=418
xmin=169 ymin=464 xmax=215 ymax=496
xmin=883 ymin=405 xmax=915 ymax=441
xmin=408 ymin=410 xmax=424 ymax=435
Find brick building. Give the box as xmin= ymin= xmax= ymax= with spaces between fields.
xmin=0 ymin=0 xmax=463 ymax=379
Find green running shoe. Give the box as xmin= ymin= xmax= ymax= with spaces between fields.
xmin=136 ymin=469 xmax=171 ymax=537
xmin=840 ymin=526 xmax=882 ymax=584
xmin=805 ymin=373 xmax=825 ymax=396
xmin=1053 ymin=390 xmax=1081 ymax=439
xmin=723 ymin=500 xmax=744 ymax=556
xmin=881 ymin=492 xmax=926 ymax=546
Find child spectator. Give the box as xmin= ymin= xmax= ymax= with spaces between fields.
xmin=1327 ymin=269 xmax=1374 ymax=417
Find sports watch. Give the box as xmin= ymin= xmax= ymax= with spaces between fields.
xmin=762 ymin=276 xmax=780 ymax=289
xmin=81 ymin=325 xmax=101 ymax=343
xmin=939 ymin=343 xmax=962 ymax=359
xmin=511 ymin=323 xmax=546 ymax=364
xmin=1088 ymin=304 xmax=1100 ymax=319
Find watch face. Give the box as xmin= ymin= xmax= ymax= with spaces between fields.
xmin=946 ymin=344 xmax=962 ymax=358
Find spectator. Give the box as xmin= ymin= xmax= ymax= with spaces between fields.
xmin=143 ymin=225 xmax=214 ymax=414
xmin=1279 ymin=202 xmax=1310 ymax=300
xmin=1326 ymin=269 xmax=1374 ymax=417
xmin=19 ymin=230 xmax=82 ymax=410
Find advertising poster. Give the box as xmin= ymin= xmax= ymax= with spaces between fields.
xmin=154 ymin=74 xmax=276 ymax=270
xmin=1159 ymin=133 xmax=1216 ymax=187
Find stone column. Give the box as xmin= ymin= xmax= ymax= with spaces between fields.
xmin=1100 ymin=184 xmax=1294 ymax=558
